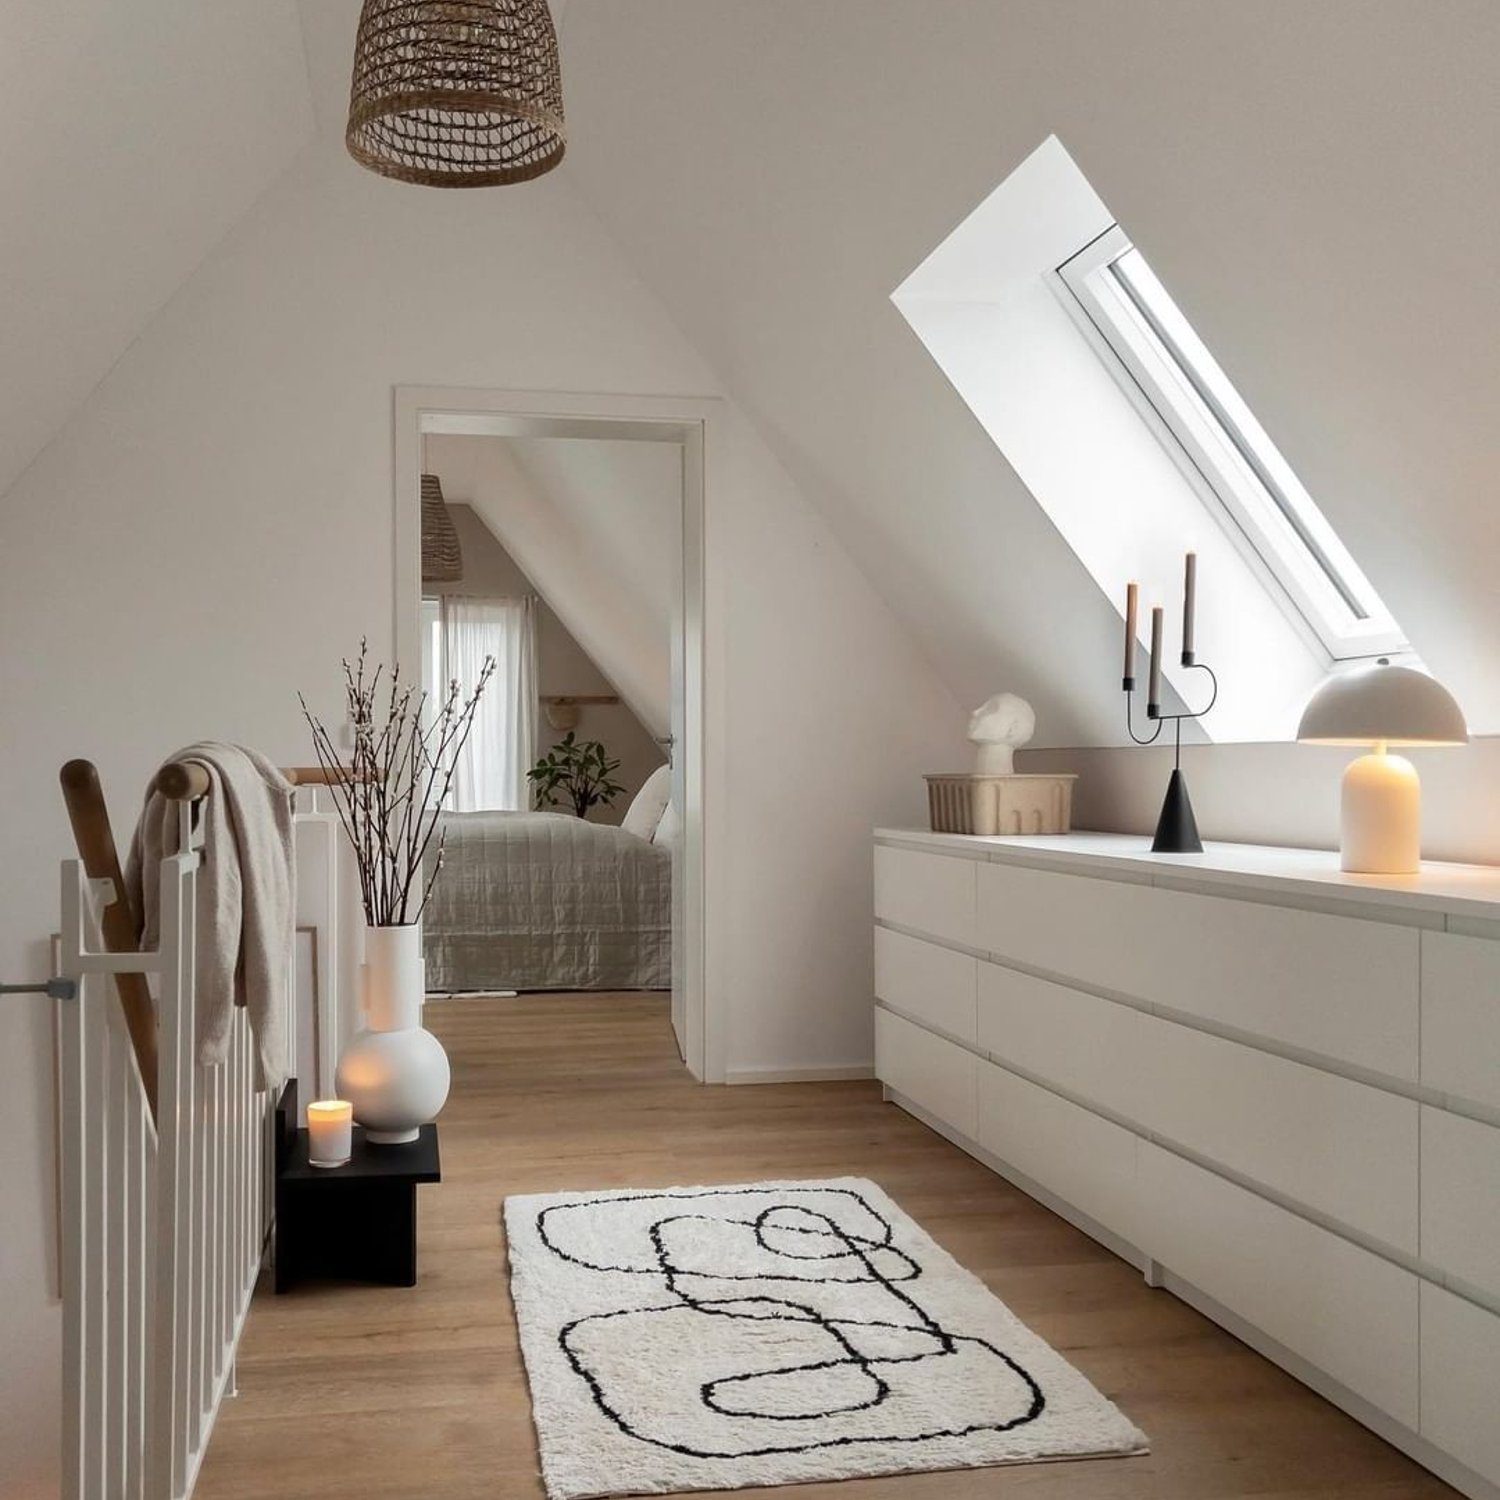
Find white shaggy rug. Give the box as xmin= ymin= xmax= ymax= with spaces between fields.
xmin=504 ymin=1177 xmax=1147 ymax=1498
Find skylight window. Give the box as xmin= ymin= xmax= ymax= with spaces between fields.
xmin=1057 ymin=225 xmax=1406 ymax=662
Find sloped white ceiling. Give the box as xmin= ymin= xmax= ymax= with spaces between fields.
xmin=559 ymin=0 xmax=1500 ymax=742
xmin=0 ymin=1 xmax=313 ymax=498
xmin=506 ymin=435 xmax=680 ymax=653
xmin=425 ymin=434 xmax=676 ymax=736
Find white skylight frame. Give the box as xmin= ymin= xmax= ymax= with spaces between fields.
xmin=1057 ymin=225 xmax=1407 ymax=663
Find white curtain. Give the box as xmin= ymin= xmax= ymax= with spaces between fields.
xmin=440 ymin=595 xmax=536 ymax=812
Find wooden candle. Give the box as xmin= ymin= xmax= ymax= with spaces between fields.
xmin=1148 ymin=606 xmax=1164 ymax=712
xmin=1182 ymin=552 xmax=1197 ymax=662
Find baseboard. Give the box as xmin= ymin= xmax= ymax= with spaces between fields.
xmin=723 ymin=1064 xmax=875 ymax=1085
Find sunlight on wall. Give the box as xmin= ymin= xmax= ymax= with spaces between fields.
xmin=891 ymin=136 xmax=1329 ymax=743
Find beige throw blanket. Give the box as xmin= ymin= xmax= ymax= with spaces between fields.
xmin=126 ymin=743 xmax=295 ymax=1090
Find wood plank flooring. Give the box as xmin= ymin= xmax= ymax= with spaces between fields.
xmin=194 ymin=993 xmax=1453 ymax=1499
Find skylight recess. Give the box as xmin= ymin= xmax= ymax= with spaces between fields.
xmin=1058 ymin=225 xmax=1407 ymax=663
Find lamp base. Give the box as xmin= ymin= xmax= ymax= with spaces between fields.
xmin=1341 ymin=751 xmax=1420 ymax=874
xmin=1152 ymin=768 xmax=1203 ymax=854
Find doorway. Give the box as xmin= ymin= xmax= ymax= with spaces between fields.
xmin=394 ymin=388 xmax=714 ymax=1079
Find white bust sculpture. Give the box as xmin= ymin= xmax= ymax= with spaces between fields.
xmin=967 ymin=693 xmax=1036 ymax=776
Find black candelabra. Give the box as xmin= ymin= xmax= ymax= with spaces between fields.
xmin=1122 ymin=553 xmax=1217 ymax=854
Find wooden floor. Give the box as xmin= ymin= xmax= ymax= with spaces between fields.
xmin=196 ymin=993 xmax=1453 ymax=1500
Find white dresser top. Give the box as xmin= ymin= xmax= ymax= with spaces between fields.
xmin=874 ymin=828 xmax=1500 ymax=925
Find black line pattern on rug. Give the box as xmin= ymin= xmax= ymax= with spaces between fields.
xmin=536 ymin=1186 xmax=1047 ymax=1459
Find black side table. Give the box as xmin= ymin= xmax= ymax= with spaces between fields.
xmin=274 ymin=1080 xmax=441 ymax=1292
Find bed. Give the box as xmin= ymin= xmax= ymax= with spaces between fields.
xmin=422 ymin=810 xmax=671 ymax=993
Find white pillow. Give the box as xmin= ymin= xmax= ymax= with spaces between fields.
xmin=653 ymin=801 xmax=681 ymax=850
xmin=621 ymin=765 xmax=672 ymax=840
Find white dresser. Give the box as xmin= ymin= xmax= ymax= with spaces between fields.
xmin=873 ymin=828 xmax=1500 ymax=1500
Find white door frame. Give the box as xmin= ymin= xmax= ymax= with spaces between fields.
xmin=393 ymin=385 xmax=723 ymax=1082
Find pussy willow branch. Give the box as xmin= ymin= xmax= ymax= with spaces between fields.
xmin=301 ymin=696 xmax=370 ymax=915
xmin=400 ymin=659 xmax=495 ymax=921
xmin=300 ymin=640 xmax=494 ymax=926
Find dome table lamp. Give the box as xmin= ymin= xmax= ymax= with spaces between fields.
xmin=1296 ymin=659 xmax=1468 ymax=875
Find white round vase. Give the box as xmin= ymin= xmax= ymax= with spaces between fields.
xmin=336 ymin=925 xmax=451 ymax=1145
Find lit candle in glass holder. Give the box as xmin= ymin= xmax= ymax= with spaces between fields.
xmin=307 ymin=1100 xmax=353 ymax=1168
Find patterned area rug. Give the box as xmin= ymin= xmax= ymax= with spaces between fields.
xmin=504 ymin=1177 xmax=1147 ymax=1498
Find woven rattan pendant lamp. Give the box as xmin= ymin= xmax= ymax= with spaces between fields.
xmin=346 ymin=1 xmax=565 ymax=188
xmin=421 ymin=474 xmax=464 ymax=582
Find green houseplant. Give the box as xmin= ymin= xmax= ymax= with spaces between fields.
xmin=528 ymin=732 xmax=626 ymax=819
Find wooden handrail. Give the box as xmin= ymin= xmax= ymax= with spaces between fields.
xmin=58 ymin=760 xmax=159 ymax=1122
xmin=153 ymin=761 xmax=361 ymax=800
xmin=153 ymin=761 xmax=212 ymax=801
xmin=282 ymin=765 xmax=358 ymax=786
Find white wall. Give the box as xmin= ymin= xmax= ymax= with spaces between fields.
xmin=1020 ymin=738 xmax=1500 ymax=869
xmin=0 ymin=0 xmax=313 ymax=499
xmin=560 ymin=0 xmax=1500 ymax=746
xmin=892 ymin=136 xmax=1326 ymax=744
xmin=0 ymin=10 xmax=963 ymax=1484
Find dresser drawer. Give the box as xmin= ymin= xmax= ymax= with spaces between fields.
xmin=874 ymin=845 xmax=976 ymax=947
xmin=1132 ymin=1015 xmax=1418 ymax=1254
xmin=1138 ymin=1143 xmax=1419 ymax=1426
xmin=1421 ymin=1106 xmax=1500 ymax=1300
xmin=875 ymin=927 xmax=976 ymax=1045
xmin=978 ymin=955 xmax=1418 ymax=1252
xmin=976 ymin=961 xmax=1143 ymax=1121
xmin=1421 ymin=1284 xmax=1500 ymax=1486
xmin=977 ymin=1058 xmax=1139 ymax=1247
xmin=975 ymin=861 xmax=1418 ymax=1079
xmin=875 ymin=1007 xmax=977 ymax=1139
xmin=1422 ymin=930 xmax=1500 ymax=1111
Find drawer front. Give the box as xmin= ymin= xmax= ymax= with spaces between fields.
xmin=875 ymin=1007 xmax=977 ymax=1139
xmin=976 ymin=961 xmax=1144 ymax=1121
xmin=1420 ymin=1283 xmax=1500 ymax=1486
xmin=875 ymin=927 xmax=976 ymax=1045
xmin=977 ymin=1058 xmax=1139 ymax=1247
xmin=1138 ymin=1143 xmax=1419 ymax=1426
xmin=874 ymin=845 xmax=976 ymax=947
xmin=1422 ymin=930 xmax=1500 ymax=1111
xmin=1421 ymin=1106 xmax=1500 ymax=1299
xmin=1132 ymin=1015 xmax=1419 ymax=1254
xmin=975 ymin=861 xmax=1418 ymax=1079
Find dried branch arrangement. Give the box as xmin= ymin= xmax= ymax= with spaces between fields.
xmin=300 ymin=640 xmax=494 ymax=927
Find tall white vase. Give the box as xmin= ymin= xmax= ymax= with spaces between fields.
xmin=336 ymin=925 xmax=451 ymax=1145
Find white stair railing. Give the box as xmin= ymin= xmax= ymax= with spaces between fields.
xmin=56 ymin=803 xmax=272 ymax=1500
